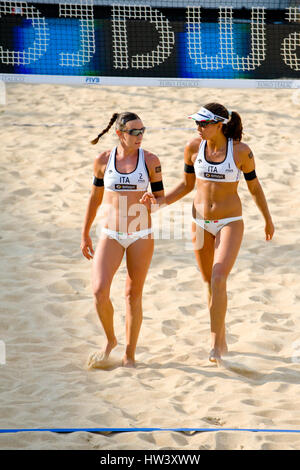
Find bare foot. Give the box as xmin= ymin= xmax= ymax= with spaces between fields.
xmin=209 ymin=339 xmax=228 ymax=361
xmin=122 ymin=356 xmax=136 ymax=368
xmin=209 ymin=348 xmax=221 ymax=362
xmin=87 ymin=338 xmax=117 ymax=369
xmin=209 ymin=348 xmax=226 ymax=368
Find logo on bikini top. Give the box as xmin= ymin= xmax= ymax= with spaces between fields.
xmin=204 ymin=172 xmax=225 ymax=179
xmin=204 ymin=165 xmax=224 ymax=179
xmin=115 ymin=184 xmax=137 ymax=190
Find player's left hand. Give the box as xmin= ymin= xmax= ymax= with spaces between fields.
xmin=140 ymin=192 xmax=157 ymax=210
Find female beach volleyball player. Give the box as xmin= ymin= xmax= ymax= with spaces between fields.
xmin=163 ymin=103 xmax=274 ymax=363
xmin=81 ymin=112 xmax=165 ymax=368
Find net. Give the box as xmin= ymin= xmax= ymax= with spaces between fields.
xmin=0 ymin=0 xmax=299 ymax=88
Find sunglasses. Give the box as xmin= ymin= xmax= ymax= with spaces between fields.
xmin=195 ymin=120 xmax=217 ymax=128
xmin=122 ymin=127 xmax=146 ymax=136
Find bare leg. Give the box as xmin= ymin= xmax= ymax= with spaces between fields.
xmin=192 ymin=220 xmax=243 ymax=363
xmin=209 ymin=219 xmax=244 ymax=362
xmin=123 ymin=235 xmax=154 ymax=367
xmin=88 ymin=235 xmax=124 ymax=368
xmin=193 ymin=223 xmax=218 ymax=359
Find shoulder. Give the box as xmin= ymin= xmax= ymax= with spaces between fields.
xmin=143 ymin=150 xmax=162 ymax=180
xmin=185 ymin=137 xmax=202 ymax=153
xmin=184 ymin=137 xmax=202 ymax=163
xmin=93 ymin=149 xmax=111 ymax=176
xmin=233 ymin=140 xmax=256 ymax=173
xmin=143 ymin=149 xmax=161 ymax=169
xmin=94 ymin=149 xmax=111 ymax=166
xmin=233 ymin=140 xmax=252 ymax=158
xmin=94 ymin=149 xmax=111 ymax=169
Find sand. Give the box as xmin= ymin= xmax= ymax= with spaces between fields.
xmin=0 ymin=82 xmax=300 ymax=450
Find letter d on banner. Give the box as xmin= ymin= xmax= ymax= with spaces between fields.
xmin=0 ymin=81 xmax=6 ymax=105
xmin=0 ymin=340 xmax=6 ymax=365
xmin=112 ymin=5 xmax=175 ymax=69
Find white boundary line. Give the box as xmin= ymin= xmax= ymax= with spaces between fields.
xmin=1 ymin=74 xmax=300 ymax=88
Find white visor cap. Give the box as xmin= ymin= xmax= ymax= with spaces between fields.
xmin=188 ymin=107 xmax=229 ymax=124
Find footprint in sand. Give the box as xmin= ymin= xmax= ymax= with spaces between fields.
xmin=178 ymin=304 xmax=202 ymax=317
xmin=204 ymin=416 xmax=225 ymax=426
xmin=161 ymin=319 xmax=181 ymax=336
xmin=221 ymin=360 xmax=264 ymax=381
xmin=176 ymin=280 xmax=200 ymax=292
xmin=159 ymin=269 xmax=177 ymax=279
xmin=12 ymin=188 xmax=34 ymax=197
xmin=47 ymin=280 xmax=76 ymax=294
xmin=87 ymin=351 xmax=119 ymax=370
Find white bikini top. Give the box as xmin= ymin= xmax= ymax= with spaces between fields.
xmin=104 ymin=147 xmax=149 ymax=192
xmin=194 ymin=138 xmax=241 ymax=182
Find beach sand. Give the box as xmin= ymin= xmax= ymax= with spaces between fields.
xmin=1 ymin=82 xmax=300 ymax=450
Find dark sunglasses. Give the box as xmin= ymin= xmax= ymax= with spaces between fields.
xmin=195 ymin=120 xmax=218 ymax=128
xmin=122 ymin=127 xmax=146 ymax=136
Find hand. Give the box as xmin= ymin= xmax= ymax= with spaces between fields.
xmin=139 ymin=192 xmax=157 ymax=211
xmin=81 ymin=235 xmax=94 ymax=260
xmin=265 ymin=219 xmax=275 ymax=241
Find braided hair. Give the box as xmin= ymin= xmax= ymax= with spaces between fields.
xmin=90 ymin=112 xmax=141 ymax=145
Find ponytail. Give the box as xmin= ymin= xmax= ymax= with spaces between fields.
xmin=222 ymin=111 xmax=243 ymax=141
xmin=203 ymin=102 xmax=243 ymax=142
xmin=90 ymin=112 xmax=119 ymax=145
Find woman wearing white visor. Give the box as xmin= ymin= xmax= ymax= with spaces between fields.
xmin=165 ymin=102 xmax=274 ymax=364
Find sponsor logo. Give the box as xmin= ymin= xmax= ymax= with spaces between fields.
xmin=85 ymin=77 xmax=100 ymax=84
xmin=159 ymin=80 xmax=203 ymax=88
xmin=257 ymin=80 xmax=293 ymax=89
xmin=115 ymin=184 xmax=137 ymax=190
xmin=0 ymin=75 xmax=25 ymax=82
xmin=204 ymin=172 xmax=225 ymax=179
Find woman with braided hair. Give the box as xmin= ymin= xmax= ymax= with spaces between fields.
xmin=81 ymin=112 xmax=165 ymax=368
xmin=164 ymin=102 xmax=275 ymax=364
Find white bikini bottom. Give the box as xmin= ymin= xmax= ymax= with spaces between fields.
xmin=101 ymin=227 xmax=153 ymax=249
xmin=192 ymin=216 xmax=243 ymax=237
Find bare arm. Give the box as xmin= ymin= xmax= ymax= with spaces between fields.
xmin=165 ymin=140 xmax=196 ymax=205
xmin=81 ymin=186 xmax=104 ymax=237
xmin=240 ymin=145 xmax=275 ymax=241
xmin=140 ymin=153 xmax=166 ymax=211
xmin=81 ymin=154 xmax=105 ymax=259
